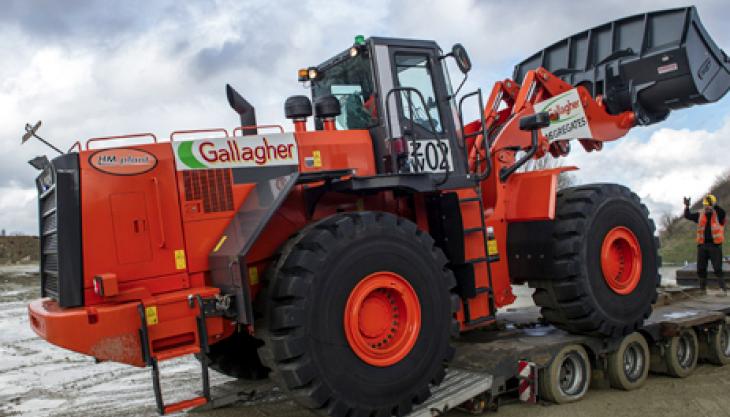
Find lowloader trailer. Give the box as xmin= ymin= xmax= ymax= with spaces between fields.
xmin=197 ymin=288 xmax=730 ymax=415
xmin=22 ymin=6 xmax=730 ymax=417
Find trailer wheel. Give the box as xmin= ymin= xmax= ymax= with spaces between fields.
xmin=701 ymin=321 xmax=730 ymax=365
xmin=607 ymin=332 xmax=649 ymax=390
xmin=664 ymin=328 xmax=699 ymax=378
xmin=262 ymin=212 xmax=458 ymax=417
xmin=530 ymin=184 xmax=659 ymax=338
xmin=539 ymin=344 xmax=591 ymax=404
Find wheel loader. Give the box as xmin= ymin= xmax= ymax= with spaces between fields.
xmin=23 ymin=6 xmax=730 ymax=417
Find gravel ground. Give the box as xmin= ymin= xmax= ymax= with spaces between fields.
xmin=5 ymin=265 xmax=730 ymax=417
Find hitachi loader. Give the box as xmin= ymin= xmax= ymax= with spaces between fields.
xmin=22 ymin=6 xmax=730 ymax=417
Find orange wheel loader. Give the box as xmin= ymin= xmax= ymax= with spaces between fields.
xmin=23 ymin=6 xmax=730 ymax=417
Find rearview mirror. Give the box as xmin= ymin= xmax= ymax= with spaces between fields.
xmin=452 ymin=44 xmax=472 ymax=74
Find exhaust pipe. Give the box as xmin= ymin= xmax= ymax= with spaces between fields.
xmin=226 ymin=84 xmax=257 ymax=135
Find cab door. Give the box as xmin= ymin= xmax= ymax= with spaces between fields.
xmin=386 ymin=45 xmax=466 ymax=176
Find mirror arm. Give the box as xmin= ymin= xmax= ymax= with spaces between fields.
xmin=451 ymin=73 xmax=468 ymax=99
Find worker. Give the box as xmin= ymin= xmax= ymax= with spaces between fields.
xmin=684 ymin=194 xmax=726 ymax=295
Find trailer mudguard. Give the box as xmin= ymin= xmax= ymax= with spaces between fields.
xmin=513 ymin=6 xmax=730 ymax=125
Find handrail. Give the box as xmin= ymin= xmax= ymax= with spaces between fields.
xmin=458 ymin=89 xmax=492 ymax=181
xmin=232 ymin=124 xmax=285 ymax=136
xmin=499 ymin=126 xmax=539 ymax=182
xmin=384 ymin=86 xmax=449 ymax=185
xmin=86 ymin=133 xmax=157 ymax=150
xmin=67 ymin=141 xmax=82 ymax=153
xmin=170 ymin=128 xmax=230 ymax=142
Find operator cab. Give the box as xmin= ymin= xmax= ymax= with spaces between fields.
xmin=303 ymin=36 xmax=479 ymax=191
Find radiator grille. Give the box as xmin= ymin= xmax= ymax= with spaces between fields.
xmin=183 ymin=169 xmax=234 ymax=213
xmin=39 ymin=178 xmax=59 ymax=300
xmin=36 ymin=154 xmax=83 ymax=307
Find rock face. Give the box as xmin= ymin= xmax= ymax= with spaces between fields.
xmin=0 ymin=236 xmax=39 ymax=264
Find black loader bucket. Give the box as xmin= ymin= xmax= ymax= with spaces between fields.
xmin=513 ymin=6 xmax=730 ymax=125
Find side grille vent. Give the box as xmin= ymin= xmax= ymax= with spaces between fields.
xmin=183 ymin=169 xmax=234 ymax=213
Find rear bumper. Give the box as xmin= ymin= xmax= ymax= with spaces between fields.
xmin=28 ymin=287 xmax=228 ymax=367
xmin=29 ymin=298 xmax=146 ymax=366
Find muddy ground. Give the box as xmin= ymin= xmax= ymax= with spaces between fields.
xmin=3 ymin=266 xmax=730 ymax=417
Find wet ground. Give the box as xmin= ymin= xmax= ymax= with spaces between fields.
xmin=4 ymin=265 xmax=730 ymax=417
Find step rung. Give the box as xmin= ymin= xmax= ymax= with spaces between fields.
xmin=463 ymin=227 xmax=485 ymax=234
xmin=459 ymin=197 xmax=481 ymax=203
xmin=163 ymin=397 xmax=208 ymax=414
xmin=466 ymin=257 xmax=488 ymax=264
xmin=474 ymin=287 xmax=492 ymax=295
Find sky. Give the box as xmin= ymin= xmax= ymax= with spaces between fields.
xmin=1 ymin=0 xmax=730 ymax=234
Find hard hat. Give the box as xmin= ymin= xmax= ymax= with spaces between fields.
xmin=704 ymin=194 xmax=718 ymax=206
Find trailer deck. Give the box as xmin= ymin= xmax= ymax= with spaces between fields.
xmin=192 ymin=289 xmax=730 ymax=416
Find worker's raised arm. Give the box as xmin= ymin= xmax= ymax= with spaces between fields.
xmin=684 ymin=206 xmax=699 ymax=223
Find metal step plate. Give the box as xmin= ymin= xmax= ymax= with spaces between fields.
xmin=406 ymin=368 xmax=493 ymax=417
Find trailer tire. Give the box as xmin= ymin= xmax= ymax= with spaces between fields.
xmin=700 ymin=321 xmax=730 ymax=365
xmin=262 ymin=211 xmax=458 ymax=417
xmin=530 ymin=184 xmax=659 ymax=338
xmin=664 ymin=328 xmax=699 ymax=378
xmin=607 ymin=332 xmax=649 ymax=390
xmin=539 ymin=344 xmax=591 ymax=404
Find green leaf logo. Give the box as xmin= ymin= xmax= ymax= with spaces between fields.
xmin=177 ymin=141 xmax=206 ymax=169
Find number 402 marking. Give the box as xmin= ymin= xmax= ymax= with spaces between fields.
xmin=410 ymin=140 xmax=452 ymax=173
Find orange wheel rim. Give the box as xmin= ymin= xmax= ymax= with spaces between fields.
xmin=601 ymin=226 xmax=642 ymax=295
xmin=344 ymin=271 xmax=421 ymax=367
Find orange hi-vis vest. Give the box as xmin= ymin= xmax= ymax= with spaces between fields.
xmin=697 ymin=211 xmax=725 ymax=244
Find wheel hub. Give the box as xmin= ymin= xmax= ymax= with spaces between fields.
xmin=558 ymin=353 xmax=585 ymax=395
xmin=601 ymin=226 xmax=643 ymax=295
xmin=344 ymin=272 xmax=421 ymax=367
xmin=623 ymin=342 xmax=645 ymax=381
xmin=677 ymin=333 xmax=694 ymax=368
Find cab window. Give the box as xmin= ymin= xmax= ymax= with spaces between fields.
xmin=394 ymin=54 xmax=442 ymax=133
xmin=311 ymin=55 xmax=378 ymax=130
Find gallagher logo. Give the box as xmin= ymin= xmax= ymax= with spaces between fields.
xmin=543 ymin=96 xmax=581 ymax=123
xmin=89 ymin=148 xmax=157 ymax=175
xmin=174 ymin=133 xmax=299 ymax=171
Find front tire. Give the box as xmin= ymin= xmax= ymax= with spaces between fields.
xmin=530 ymin=184 xmax=660 ymax=338
xmin=262 ymin=212 xmax=458 ymax=417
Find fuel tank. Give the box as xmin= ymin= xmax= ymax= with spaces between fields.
xmin=513 ymin=6 xmax=730 ymax=125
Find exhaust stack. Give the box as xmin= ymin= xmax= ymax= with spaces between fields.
xmin=226 ymin=84 xmax=257 ymax=135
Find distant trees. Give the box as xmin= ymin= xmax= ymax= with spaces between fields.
xmin=0 ymin=229 xmax=5 ymax=237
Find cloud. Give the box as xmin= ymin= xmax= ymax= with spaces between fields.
xmin=564 ymin=117 xmax=730 ymax=221
xmin=1 ymin=0 xmax=730 ymax=234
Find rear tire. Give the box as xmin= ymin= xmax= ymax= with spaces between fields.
xmin=607 ymin=332 xmax=649 ymax=390
xmin=261 ymin=212 xmax=458 ymax=417
xmin=530 ymin=184 xmax=660 ymax=337
xmin=538 ymin=344 xmax=591 ymax=404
